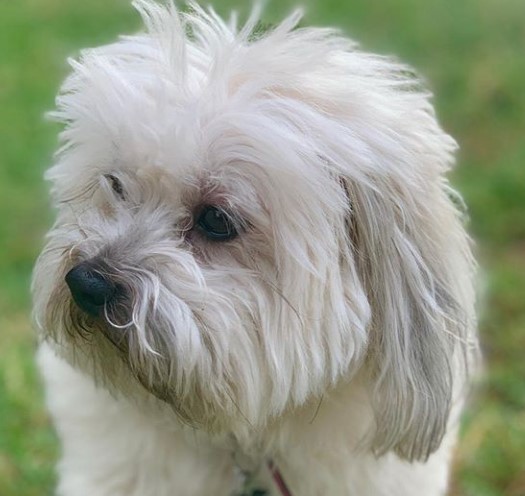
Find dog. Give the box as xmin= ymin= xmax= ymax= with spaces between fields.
xmin=32 ymin=1 xmax=478 ymax=495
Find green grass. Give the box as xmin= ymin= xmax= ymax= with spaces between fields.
xmin=1 ymin=1 xmax=524 ymax=495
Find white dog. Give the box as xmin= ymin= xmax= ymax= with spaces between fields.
xmin=33 ymin=1 xmax=478 ymax=495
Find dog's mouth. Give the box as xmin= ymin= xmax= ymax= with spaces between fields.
xmin=62 ymin=295 xmax=217 ymax=427
xmin=61 ymin=285 xmax=179 ymax=403
xmin=45 ymin=256 xmax=238 ymax=431
xmin=60 ymin=262 xmax=179 ymax=396
xmin=61 ymin=295 xmax=130 ymax=352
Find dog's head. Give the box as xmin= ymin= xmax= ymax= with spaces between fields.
xmin=33 ymin=0 xmax=476 ymax=461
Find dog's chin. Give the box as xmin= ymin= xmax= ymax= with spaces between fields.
xmin=41 ymin=290 xmax=238 ymax=432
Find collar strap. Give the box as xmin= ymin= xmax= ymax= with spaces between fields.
xmin=267 ymin=459 xmax=293 ymax=496
xmin=232 ymin=445 xmax=293 ymax=496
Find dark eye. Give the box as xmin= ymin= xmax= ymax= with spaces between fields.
xmin=196 ymin=206 xmax=238 ymax=241
xmin=105 ymin=174 xmax=125 ymax=200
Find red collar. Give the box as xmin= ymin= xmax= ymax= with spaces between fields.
xmin=267 ymin=459 xmax=293 ymax=496
xmin=234 ymin=452 xmax=293 ymax=496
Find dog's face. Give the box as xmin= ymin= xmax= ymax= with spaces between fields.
xmin=33 ymin=1 xmax=475 ymax=461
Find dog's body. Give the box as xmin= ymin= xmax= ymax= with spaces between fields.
xmin=33 ymin=2 xmax=477 ymax=495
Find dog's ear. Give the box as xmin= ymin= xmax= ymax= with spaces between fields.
xmin=284 ymin=46 xmax=480 ymax=461
xmin=342 ymin=169 xmax=474 ymax=461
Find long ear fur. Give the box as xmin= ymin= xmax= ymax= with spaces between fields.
xmin=270 ymin=28 xmax=479 ymax=460
xmin=345 ymin=171 xmax=476 ymax=460
xmin=281 ymin=42 xmax=478 ymax=459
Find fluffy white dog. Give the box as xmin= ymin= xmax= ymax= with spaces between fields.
xmin=33 ymin=1 xmax=478 ymax=495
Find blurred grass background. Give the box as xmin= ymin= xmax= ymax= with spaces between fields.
xmin=0 ymin=0 xmax=524 ymax=495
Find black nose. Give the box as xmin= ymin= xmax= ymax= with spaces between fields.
xmin=65 ymin=262 xmax=116 ymax=316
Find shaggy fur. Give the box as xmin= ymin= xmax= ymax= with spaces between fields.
xmin=33 ymin=1 xmax=478 ymax=495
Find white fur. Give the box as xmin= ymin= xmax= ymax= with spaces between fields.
xmin=33 ymin=2 xmax=478 ymax=495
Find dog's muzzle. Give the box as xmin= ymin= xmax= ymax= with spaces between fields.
xmin=65 ymin=261 xmax=117 ymax=317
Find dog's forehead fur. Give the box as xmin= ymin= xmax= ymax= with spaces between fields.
xmin=48 ymin=1 xmax=455 ymax=197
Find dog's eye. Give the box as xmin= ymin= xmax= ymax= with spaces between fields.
xmin=105 ymin=174 xmax=125 ymax=200
xmin=196 ymin=206 xmax=238 ymax=241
